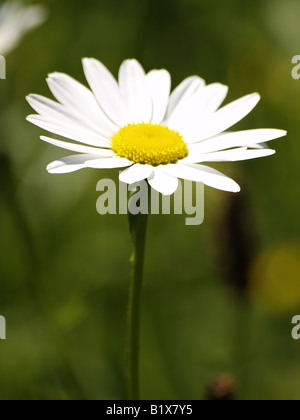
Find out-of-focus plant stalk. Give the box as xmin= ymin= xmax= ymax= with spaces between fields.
xmin=127 ymin=207 xmax=149 ymax=400
xmin=214 ymin=175 xmax=259 ymax=398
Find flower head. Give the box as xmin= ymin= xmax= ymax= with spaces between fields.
xmin=26 ymin=58 xmax=286 ymax=195
xmin=0 ymin=1 xmax=47 ymax=55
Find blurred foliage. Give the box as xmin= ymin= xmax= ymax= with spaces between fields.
xmin=0 ymin=0 xmax=300 ymax=400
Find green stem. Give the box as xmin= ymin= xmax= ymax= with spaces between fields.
xmin=127 ymin=212 xmax=149 ymax=400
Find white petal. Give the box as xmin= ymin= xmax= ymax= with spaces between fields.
xmin=148 ymin=167 xmax=179 ymax=196
xmin=164 ymin=163 xmax=240 ymax=193
xmin=185 ymin=147 xmax=276 ymax=163
xmin=26 ymin=94 xmax=112 ymax=147
xmin=40 ymin=136 xmax=115 ymax=156
xmin=167 ymin=84 xmax=228 ymax=133
xmin=0 ymin=3 xmax=46 ymax=55
xmin=86 ymin=156 xmax=133 ymax=169
xmin=188 ymin=129 xmax=287 ymax=154
xmin=169 ymin=83 xmax=229 ymax=133
xmin=46 ymin=72 xmax=117 ymax=137
xmin=146 ymin=69 xmax=171 ymax=124
xmin=82 ymin=58 xmax=129 ymax=126
xmin=119 ymin=59 xmax=152 ymax=124
xmin=119 ymin=164 xmax=153 ymax=184
xmin=47 ymin=154 xmax=102 ymax=174
xmin=197 ymin=83 xmax=229 ymax=113
xmin=165 ymin=76 xmax=205 ymax=122
xmin=184 ymin=93 xmax=261 ymax=144
xmin=247 ymin=142 xmax=268 ymax=149
xmin=27 ymin=94 xmax=78 ymax=120
xmin=27 ymin=114 xmax=111 ymax=148
xmin=27 ymin=93 xmax=114 ymax=140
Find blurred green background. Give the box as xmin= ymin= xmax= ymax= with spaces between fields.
xmin=0 ymin=0 xmax=300 ymax=400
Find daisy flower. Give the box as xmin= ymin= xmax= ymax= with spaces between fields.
xmin=26 ymin=58 xmax=286 ymax=195
xmin=0 ymin=1 xmax=47 ymax=55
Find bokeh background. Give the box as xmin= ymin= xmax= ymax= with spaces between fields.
xmin=0 ymin=0 xmax=299 ymax=400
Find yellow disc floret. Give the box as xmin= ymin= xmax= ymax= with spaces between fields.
xmin=112 ymin=123 xmax=188 ymax=166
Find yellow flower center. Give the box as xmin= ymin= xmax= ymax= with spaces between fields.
xmin=112 ymin=123 xmax=188 ymax=166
